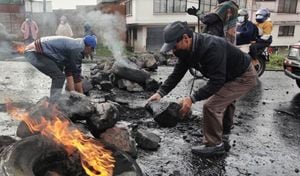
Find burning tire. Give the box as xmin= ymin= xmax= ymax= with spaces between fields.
xmin=0 ymin=135 xmax=143 ymax=176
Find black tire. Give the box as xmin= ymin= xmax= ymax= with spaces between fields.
xmin=254 ymin=55 xmax=266 ymax=77
xmin=296 ymin=80 xmax=300 ymax=88
xmin=0 ymin=135 xmax=143 ymax=176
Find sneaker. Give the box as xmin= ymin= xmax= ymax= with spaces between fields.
xmin=191 ymin=143 xmax=225 ymax=157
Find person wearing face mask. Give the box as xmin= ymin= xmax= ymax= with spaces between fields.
xmin=21 ymin=14 xmax=39 ymax=45
xmin=147 ymin=21 xmax=257 ymax=157
xmin=55 ymin=15 xmax=73 ymax=37
xmin=249 ymin=8 xmax=273 ymax=65
xmin=236 ymin=8 xmax=258 ymax=52
xmin=236 ymin=9 xmax=258 ymax=45
xmin=187 ymin=0 xmax=239 ymax=45
xmin=24 ymin=35 xmax=96 ymax=102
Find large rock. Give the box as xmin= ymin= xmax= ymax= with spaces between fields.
xmin=117 ymin=79 xmax=144 ymax=92
xmin=56 ymin=91 xmax=95 ymax=121
xmin=145 ymin=101 xmax=182 ymax=127
xmin=112 ymin=57 xmax=150 ymax=84
xmin=135 ymin=129 xmax=161 ymax=151
xmin=87 ymin=102 xmax=119 ymax=136
xmin=137 ymin=53 xmax=158 ymax=71
xmin=100 ymin=121 xmax=138 ymax=158
xmin=82 ymin=76 xmax=93 ymax=95
xmin=154 ymin=52 xmax=167 ymax=65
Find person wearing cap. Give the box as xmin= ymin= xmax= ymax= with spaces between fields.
xmin=24 ymin=35 xmax=96 ymax=102
xmin=148 ymin=21 xmax=257 ymax=157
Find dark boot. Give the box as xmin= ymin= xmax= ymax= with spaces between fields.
xmin=191 ymin=143 xmax=225 ymax=157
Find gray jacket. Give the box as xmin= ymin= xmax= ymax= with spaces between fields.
xmin=36 ymin=36 xmax=84 ymax=81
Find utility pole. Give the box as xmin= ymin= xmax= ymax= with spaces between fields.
xmin=198 ymin=0 xmax=201 ymax=32
xmin=43 ymin=0 xmax=46 ymax=12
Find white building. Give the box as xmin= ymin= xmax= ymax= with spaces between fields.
xmin=24 ymin=0 xmax=53 ymax=13
xmin=125 ymin=0 xmax=300 ymax=52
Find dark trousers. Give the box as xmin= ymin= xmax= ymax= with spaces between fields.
xmin=249 ymin=42 xmax=269 ymax=58
xmin=24 ymin=37 xmax=34 ymax=45
xmin=24 ymin=51 xmax=65 ymax=102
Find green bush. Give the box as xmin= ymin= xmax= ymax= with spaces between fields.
xmin=266 ymin=54 xmax=285 ymax=70
xmin=95 ymin=44 xmax=113 ymax=57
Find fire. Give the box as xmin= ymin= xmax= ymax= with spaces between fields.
xmin=6 ymin=100 xmax=115 ymax=176
xmin=15 ymin=44 xmax=25 ymax=54
xmin=12 ymin=42 xmax=25 ymax=54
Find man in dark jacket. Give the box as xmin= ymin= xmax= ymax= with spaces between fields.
xmin=24 ymin=35 xmax=96 ymax=102
xmin=148 ymin=21 xmax=257 ymax=157
xmin=236 ymin=8 xmax=258 ymax=46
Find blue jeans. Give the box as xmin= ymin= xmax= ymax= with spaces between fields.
xmin=24 ymin=51 xmax=65 ymax=102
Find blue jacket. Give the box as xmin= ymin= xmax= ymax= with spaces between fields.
xmin=35 ymin=36 xmax=84 ymax=82
xmin=236 ymin=21 xmax=258 ymax=45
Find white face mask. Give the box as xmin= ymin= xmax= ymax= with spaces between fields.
xmin=237 ymin=16 xmax=245 ymax=23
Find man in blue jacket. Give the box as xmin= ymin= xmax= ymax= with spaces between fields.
xmin=236 ymin=8 xmax=258 ymax=46
xmin=24 ymin=35 xmax=96 ymax=102
xmin=148 ymin=21 xmax=257 ymax=157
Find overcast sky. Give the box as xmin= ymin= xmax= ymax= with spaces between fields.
xmin=51 ymin=0 xmax=97 ymax=9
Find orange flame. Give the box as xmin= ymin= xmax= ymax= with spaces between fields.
xmin=6 ymin=100 xmax=115 ymax=176
xmin=12 ymin=42 xmax=25 ymax=54
xmin=15 ymin=44 xmax=25 ymax=54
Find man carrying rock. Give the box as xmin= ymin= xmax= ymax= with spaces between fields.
xmin=24 ymin=35 xmax=96 ymax=102
xmin=148 ymin=21 xmax=257 ymax=157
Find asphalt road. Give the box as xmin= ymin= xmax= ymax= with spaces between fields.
xmin=0 ymin=60 xmax=300 ymax=176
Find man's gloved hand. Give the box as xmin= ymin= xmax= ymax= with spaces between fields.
xmin=187 ymin=6 xmax=198 ymax=16
xmin=178 ymin=97 xmax=193 ymax=118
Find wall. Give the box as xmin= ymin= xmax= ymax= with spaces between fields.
xmin=126 ymin=0 xmax=198 ymax=25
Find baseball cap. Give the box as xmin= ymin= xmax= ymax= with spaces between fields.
xmin=84 ymin=35 xmax=97 ymax=49
xmin=160 ymin=21 xmax=189 ymax=53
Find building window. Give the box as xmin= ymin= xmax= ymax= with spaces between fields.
xmin=0 ymin=0 xmax=22 ymax=4
xmin=278 ymin=26 xmax=295 ymax=36
xmin=197 ymin=0 xmax=247 ymax=14
xmin=153 ymin=0 xmax=187 ymax=13
xmin=235 ymin=0 xmax=247 ymax=8
xmin=126 ymin=0 xmax=132 ymax=16
xmin=278 ymin=0 xmax=297 ymax=13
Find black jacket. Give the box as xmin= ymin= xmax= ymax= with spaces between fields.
xmin=157 ymin=33 xmax=251 ymax=102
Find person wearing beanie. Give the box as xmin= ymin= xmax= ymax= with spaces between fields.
xmin=24 ymin=35 xmax=96 ymax=102
xmin=148 ymin=21 xmax=257 ymax=157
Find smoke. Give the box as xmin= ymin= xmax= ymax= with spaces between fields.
xmin=0 ymin=23 xmax=14 ymax=60
xmin=78 ymin=10 xmax=126 ymax=60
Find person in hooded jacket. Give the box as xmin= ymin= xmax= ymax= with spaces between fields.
xmin=55 ymin=15 xmax=73 ymax=37
xmin=21 ymin=14 xmax=39 ymax=45
xmin=187 ymin=0 xmax=239 ymax=44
